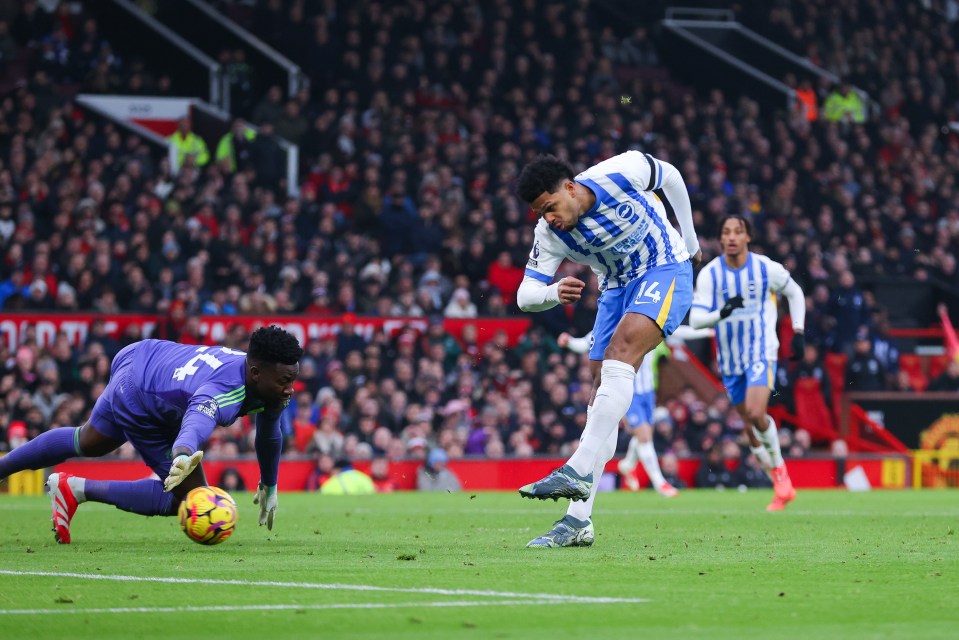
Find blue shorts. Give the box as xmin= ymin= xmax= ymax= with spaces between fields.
xmin=625 ymin=391 xmax=655 ymax=427
xmin=589 ymin=261 xmax=694 ymax=360
xmin=722 ymin=360 xmax=777 ymax=406
xmin=89 ymin=343 xmax=178 ymax=478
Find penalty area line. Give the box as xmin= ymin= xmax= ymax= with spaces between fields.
xmin=0 ymin=570 xmax=649 ymax=605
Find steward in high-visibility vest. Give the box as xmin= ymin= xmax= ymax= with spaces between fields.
xmin=216 ymin=119 xmax=257 ymax=172
xmin=823 ymin=82 xmax=866 ymax=123
xmin=168 ymin=117 xmax=210 ymax=168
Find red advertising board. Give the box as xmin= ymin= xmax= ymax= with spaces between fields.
xmin=53 ymin=456 xmax=900 ymax=492
xmin=0 ymin=314 xmax=532 ymax=350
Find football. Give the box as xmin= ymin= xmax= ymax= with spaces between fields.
xmin=177 ymin=486 xmax=238 ymax=545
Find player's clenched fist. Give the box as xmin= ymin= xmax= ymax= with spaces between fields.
xmin=556 ymin=277 xmax=585 ymax=304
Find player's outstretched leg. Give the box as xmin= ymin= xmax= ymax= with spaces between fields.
xmin=519 ymin=464 xmax=592 ymax=502
xmin=0 ymin=428 xmax=82 ymax=480
xmin=529 ymin=425 xmax=615 ymax=547
xmin=45 ymin=474 xmax=178 ymax=544
xmin=83 ymin=478 xmax=177 ymax=516
xmin=527 ymin=515 xmax=594 ymax=548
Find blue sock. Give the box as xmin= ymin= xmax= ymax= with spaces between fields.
xmin=84 ymin=479 xmax=176 ymax=516
xmin=0 ymin=427 xmax=80 ymax=478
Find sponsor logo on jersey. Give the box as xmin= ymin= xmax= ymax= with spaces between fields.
xmin=196 ymin=399 xmax=218 ymax=419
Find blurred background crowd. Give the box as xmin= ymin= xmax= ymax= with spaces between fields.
xmin=1 ymin=0 xmax=958 ymax=487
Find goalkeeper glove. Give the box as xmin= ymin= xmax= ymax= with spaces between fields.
xmin=719 ymin=295 xmax=744 ymax=319
xmin=254 ymin=483 xmax=277 ymax=530
xmin=163 ymin=451 xmax=203 ymax=492
xmin=790 ymin=333 xmax=806 ymax=361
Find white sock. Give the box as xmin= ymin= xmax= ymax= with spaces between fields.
xmin=568 ymin=426 xmax=617 ymax=522
xmin=567 ymin=360 xmax=635 ymax=476
xmin=753 ymin=414 xmax=785 ymax=469
xmin=620 ymin=436 xmax=639 ymax=471
xmin=750 ymin=445 xmax=774 ymax=480
xmin=637 ymin=440 xmax=666 ymax=488
xmin=67 ymin=476 xmax=87 ymax=503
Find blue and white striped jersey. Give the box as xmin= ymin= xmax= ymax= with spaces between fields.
xmin=523 ymin=151 xmax=691 ymax=291
xmin=634 ymin=354 xmax=655 ymax=395
xmin=692 ymin=253 xmax=792 ymax=376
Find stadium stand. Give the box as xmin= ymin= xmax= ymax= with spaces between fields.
xmin=1 ymin=0 xmax=956 ymax=478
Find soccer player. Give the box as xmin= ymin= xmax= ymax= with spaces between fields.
xmin=515 ymin=151 xmax=700 ymax=548
xmin=689 ymin=215 xmax=805 ymax=511
xmin=0 ymin=326 xmax=302 ymax=543
xmin=558 ymin=331 xmax=678 ymax=496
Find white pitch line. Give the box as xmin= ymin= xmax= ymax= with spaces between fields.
xmin=0 ymin=600 xmax=566 ymax=615
xmin=0 ymin=571 xmax=648 ymax=605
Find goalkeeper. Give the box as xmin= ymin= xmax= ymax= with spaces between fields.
xmin=0 ymin=326 xmax=302 ymax=543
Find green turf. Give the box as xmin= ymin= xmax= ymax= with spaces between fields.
xmin=1 ymin=489 xmax=957 ymax=639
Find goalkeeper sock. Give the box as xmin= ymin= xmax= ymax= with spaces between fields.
xmin=0 ymin=427 xmax=80 ymax=478
xmin=637 ymin=440 xmax=666 ymax=488
xmin=567 ymin=360 xmax=634 ymax=476
xmin=85 ymin=479 xmax=176 ymax=516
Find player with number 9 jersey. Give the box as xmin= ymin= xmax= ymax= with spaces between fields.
xmin=0 ymin=326 xmax=303 ymax=544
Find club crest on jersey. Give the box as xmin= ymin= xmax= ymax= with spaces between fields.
xmin=615 ymin=202 xmax=634 ymax=220
xmin=195 ymin=399 xmax=218 ymax=419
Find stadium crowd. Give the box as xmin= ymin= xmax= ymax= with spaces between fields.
xmin=1 ymin=0 xmax=956 ymax=484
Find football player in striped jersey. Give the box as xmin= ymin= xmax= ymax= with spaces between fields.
xmin=515 ymin=151 xmax=701 ymax=547
xmin=690 ymin=215 xmax=806 ymax=511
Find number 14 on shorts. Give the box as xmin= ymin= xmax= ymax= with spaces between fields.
xmin=634 ymin=281 xmax=662 ymax=305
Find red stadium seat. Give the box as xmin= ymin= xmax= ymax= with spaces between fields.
xmin=823 ymin=352 xmax=848 ymax=417
xmin=928 ymin=354 xmax=951 ymax=381
xmin=793 ymin=378 xmax=838 ymax=444
xmin=898 ymin=353 xmax=928 ymax=392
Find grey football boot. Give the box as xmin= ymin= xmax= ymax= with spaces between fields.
xmin=527 ymin=515 xmax=595 ymax=548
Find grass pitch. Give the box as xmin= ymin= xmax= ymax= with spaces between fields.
xmin=0 ymin=489 xmax=956 ymax=639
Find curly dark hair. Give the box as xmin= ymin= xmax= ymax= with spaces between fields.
xmin=516 ymin=155 xmax=575 ymax=204
xmin=248 ymin=325 xmax=303 ymax=365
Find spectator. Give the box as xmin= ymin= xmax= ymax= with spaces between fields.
xmin=305 ymin=452 xmax=335 ymax=491
xmin=659 ymin=452 xmax=687 ymax=490
xmin=443 ymin=288 xmax=477 ymax=318
xmin=822 ymin=80 xmax=866 ymax=124
xmin=416 ymin=447 xmax=461 ymax=492
xmin=219 ymin=467 xmax=247 ymax=493
xmin=734 ymin=453 xmax=773 ymax=489
xmin=788 ymin=343 xmax=832 ymax=408
xmin=369 ymin=457 xmax=397 ymax=493
xmin=846 ymin=329 xmax=887 ymax=392
xmin=319 ymin=458 xmax=375 ymax=495
xmin=928 ymin=361 xmax=959 ymax=392
xmin=827 ymin=271 xmax=871 ymax=353
xmin=215 ymin=118 xmax=256 ymax=173
xmin=695 ymin=445 xmax=735 ymax=489
xmin=167 ymin=117 xmax=210 ymax=168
